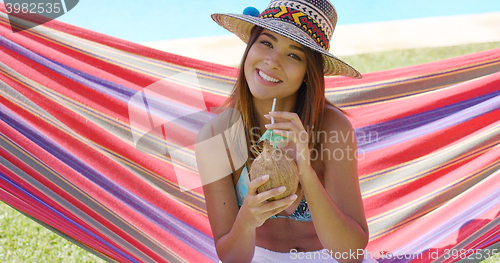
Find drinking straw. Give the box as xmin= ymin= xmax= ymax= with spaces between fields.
xmin=271 ymin=98 xmax=276 ymax=124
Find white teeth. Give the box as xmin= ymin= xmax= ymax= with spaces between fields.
xmin=258 ymin=70 xmax=280 ymax=83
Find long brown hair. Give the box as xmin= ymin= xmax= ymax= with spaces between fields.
xmin=222 ymin=26 xmax=329 ymax=160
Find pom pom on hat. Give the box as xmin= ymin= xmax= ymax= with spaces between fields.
xmin=243 ymin=6 xmax=260 ymax=17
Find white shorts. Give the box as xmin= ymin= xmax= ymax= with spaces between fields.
xmin=249 ymin=246 xmax=379 ymax=263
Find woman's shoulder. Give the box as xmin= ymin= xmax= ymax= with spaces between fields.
xmin=196 ymin=107 xmax=240 ymax=143
xmin=322 ymin=103 xmax=354 ymax=134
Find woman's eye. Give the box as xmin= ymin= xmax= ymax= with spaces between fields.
xmin=260 ymin=41 xmax=272 ymax=48
xmin=289 ymin=53 xmax=302 ymax=61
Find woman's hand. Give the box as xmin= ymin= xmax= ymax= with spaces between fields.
xmin=238 ymin=174 xmax=297 ymax=229
xmin=264 ymin=111 xmax=311 ymax=174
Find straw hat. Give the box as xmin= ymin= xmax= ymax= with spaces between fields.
xmin=211 ymin=0 xmax=361 ymax=78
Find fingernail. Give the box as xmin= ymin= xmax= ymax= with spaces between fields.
xmin=278 ymin=186 xmax=286 ymax=192
xmin=264 ymin=114 xmax=270 ymax=118
xmin=262 ymin=175 xmax=269 ymax=180
xmin=290 ymin=194 xmax=297 ymax=200
xmin=264 ymin=124 xmax=270 ymax=128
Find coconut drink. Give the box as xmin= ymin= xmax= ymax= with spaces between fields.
xmin=249 ymin=98 xmax=299 ymax=201
xmin=250 ymin=141 xmax=299 ymax=201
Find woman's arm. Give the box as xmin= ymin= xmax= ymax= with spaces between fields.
xmin=196 ymin=115 xmax=297 ymax=262
xmin=195 ymin=117 xmax=255 ymax=262
xmin=302 ymin=107 xmax=368 ymax=262
xmin=203 ymin=174 xmax=297 ymax=262
xmin=267 ymin=108 xmax=368 ymax=263
xmin=202 ymin=175 xmax=256 ymax=262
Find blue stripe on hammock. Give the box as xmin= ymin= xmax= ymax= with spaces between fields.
xmin=0 ymin=36 xmax=208 ymax=133
xmin=388 ymin=175 xmax=500 ymax=260
xmin=357 ymin=92 xmax=500 ymax=153
xmin=327 ymin=57 xmax=500 ymax=93
xmin=53 ymin=60 xmax=211 ymax=133
xmin=0 ymin=103 xmax=218 ymax=261
xmin=0 ymin=169 xmax=140 ymax=263
xmin=356 ymin=89 xmax=500 ymax=148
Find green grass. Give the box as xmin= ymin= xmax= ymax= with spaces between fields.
xmin=481 ymin=252 xmax=500 ymax=263
xmin=0 ymin=202 xmax=105 ymax=263
xmin=338 ymin=41 xmax=500 ymax=73
xmin=0 ymin=41 xmax=499 ymax=262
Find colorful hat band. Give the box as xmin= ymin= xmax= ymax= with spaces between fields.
xmin=259 ymin=6 xmax=330 ymax=50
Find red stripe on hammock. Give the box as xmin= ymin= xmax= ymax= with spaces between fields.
xmin=366 ymin=158 xmax=500 ymax=254
xmin=0 ymin=154 xmax=136 ymax=262
xmin=0 ymin=5 xmax=238 ymax=78
xmin=359 ymin=108 xmax=500 ymax=176
xmin=347 ymin=71 xmax=500 ymax=128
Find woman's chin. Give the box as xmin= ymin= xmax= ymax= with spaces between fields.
xmin=249 ymin=89 xmax=278 ymax=101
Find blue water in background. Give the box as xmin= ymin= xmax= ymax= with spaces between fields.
xmin=1 ymin=0 xmax=499 ymax=42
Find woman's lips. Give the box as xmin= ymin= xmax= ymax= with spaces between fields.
xmin=256 ymin=69 xmax=282 ymax=85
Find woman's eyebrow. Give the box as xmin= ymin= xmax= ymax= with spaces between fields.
xmin=261 ymin=32 xmax=278 ymax=42
xmin=261 ymin=33 xmax=304 ymax=52
xmin=289 ymin=45 xmax=304 ymax=52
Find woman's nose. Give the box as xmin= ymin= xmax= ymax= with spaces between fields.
xmin=264 ymin=51 xmax=282 ymax=69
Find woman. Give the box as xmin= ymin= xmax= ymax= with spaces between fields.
xmin=196 ymin=0 xmax=374 ymax=262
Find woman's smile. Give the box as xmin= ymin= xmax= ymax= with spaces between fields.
xmin=256 ymin=69 xmax=282 ymax=85
xmin=244 ymin=29 xmax=307 ymax=100
xmin=257 ymin=69 xmax=281 ymax=83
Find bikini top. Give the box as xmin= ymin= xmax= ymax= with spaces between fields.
xmin=235 ymin=165 xmax=312 ymax=222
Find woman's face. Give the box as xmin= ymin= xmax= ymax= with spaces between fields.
xmin=244 ymin=29 xmax=307 ymax=101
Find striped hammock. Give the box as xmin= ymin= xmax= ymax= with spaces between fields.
xmin=1 ymin=5 xmax=500 ymax=263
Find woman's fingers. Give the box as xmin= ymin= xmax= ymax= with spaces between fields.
xmin=264 ymin=122 xmax=296 ymax=132
xmin=255 ymin=187 xmax=297 ymax=206
xmin=247 ymin=174 xmax=269 ymax=196
xmin=266 ymin=111 xmax=299 ymax=120
xmin=258 ymin=194 xmax=298 ymax=216
xmin=253 ymin=186 xmax=287 ymax=203
xmin=264 ymin=114 xmax=302 ymax=130
xmin=262 ymin=193 xmax=298 ymax=210
xmin=248 ymin=179 xmax=298 ymax=206
xmin=248 ymin=182 xmax=287 ymax=204
xmin=272 ymin=130 xmax=306 ymax=144
xmin=267 ymin=112 xmax=303 ymax=127
xmin=243 ymin=184 xmax=298 ymax=225
xmin=264 ymin=112 xmax=308 ymax=145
